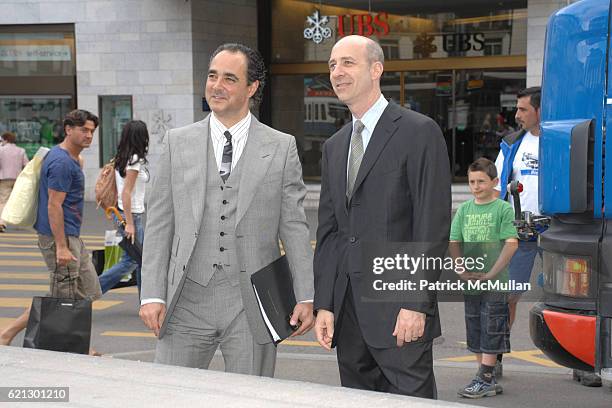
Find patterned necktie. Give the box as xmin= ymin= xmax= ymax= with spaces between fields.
xmin=347 ymin=120 xmax=365 ymax=198
xmin=219 ymin=130 xmax=233 ymax=182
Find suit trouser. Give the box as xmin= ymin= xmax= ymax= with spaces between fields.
xmin=155 ymin=269 xmax=276 ymax=376
xmin=335 ymin=281 xmax=437 ymax=399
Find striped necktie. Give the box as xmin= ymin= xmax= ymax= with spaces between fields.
xmin=347 ymin=120 xmax=365 ymax=198
xmin=219 ymin=130 xmax=233 ymax=182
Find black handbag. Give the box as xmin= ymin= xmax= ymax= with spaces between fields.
xmin=22 ymin=271 xmax=93 ymax=354
xmin=22 ymin=296 xmax=92 ymax=354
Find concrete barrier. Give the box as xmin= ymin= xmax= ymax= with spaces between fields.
xmin=0 ymin=346 xmax=475 ymax=407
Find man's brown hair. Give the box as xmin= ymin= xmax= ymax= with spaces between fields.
xmin=1 ymin=131 xmax=16 ymax=144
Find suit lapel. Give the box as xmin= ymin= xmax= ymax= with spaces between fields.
xmin=236 ymin=116 xmax=277 ymax=226
xmin=181 ymin=116 xmax=210 ymax=232
xmin=352 ymin=102 xmax=400 ymax=195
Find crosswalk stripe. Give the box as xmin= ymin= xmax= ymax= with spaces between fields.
xmin=0 ymin=284 xmax=48 ymax=291
xmin=0 ymin=259 xmax=46 ymax=267
xmin=0 ymin=237 xmax=105 ymax=242
xmin=280 ymin=340 xmax=320 ymax=347
xmin=0 ymin=317 xmax=16 ymax=329
xmin=0 ymin=260 xmax=45 ymax=267
xmin=441 ymin=349 xmax=561 ymax=367
xmin=0 ymin=244 xmax=40 ymax=249
xmin=0 ymin=252 xmax=42 ymax=258
xmin=101 ymin=331 xmax=155 ymax=338
xmin=0 ymin=243 xmax=103 ymax=250
xmin=0 ymin=282 xmax=138 ymax=292
xmin=0 ymin=298 xmax=123 ymax=310
xmin=109 ymin=287 xmax=138 ymax=294
xmin=0 ymin=233 xmax=107 ymax=239
xmin=0 ymin=273 xmax=48 ymax=280
xmin=99 ymin=331 xmax=321 ymax=347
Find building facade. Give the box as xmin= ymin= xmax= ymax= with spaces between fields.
xmin=0 ymin=0 xmax=573 ymax=199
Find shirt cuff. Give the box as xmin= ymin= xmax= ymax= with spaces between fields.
xmin=141 ymin=298 xmax=166 ymax=306
xmin=299 ymin=299 xmax=313 ymax=303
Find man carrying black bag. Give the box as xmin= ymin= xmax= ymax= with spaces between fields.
xmin=0 ymin=110 xmax=102 ymax=353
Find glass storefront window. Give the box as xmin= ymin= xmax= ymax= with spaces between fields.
xmin=0 ymin=25 xmax=76 ymax=157
xmin=99 ymin=96 xmax=133 ymax=166
xmin=272 ymin=0 xmax=527 ymax=63
xmin=0 ymin=96 xmax=72 ymax=158
xmin=271 ymin=68 xmax=525 ymax=180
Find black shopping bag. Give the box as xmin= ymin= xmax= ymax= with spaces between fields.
xmin=23 ymin=296 xmax=92 ymax=354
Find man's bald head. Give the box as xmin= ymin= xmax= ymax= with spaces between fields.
xmin=333 ymin=35 xmax=385 ymax=66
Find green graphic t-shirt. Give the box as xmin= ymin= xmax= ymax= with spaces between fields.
xmin=450 ymin=198 xmax=517 ymax=292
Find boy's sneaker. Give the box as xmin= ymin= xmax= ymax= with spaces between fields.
xmin=495 ymin=360 xmax=503 ymax=379
xmin=458 ymin=376 xmax=503 ymax=399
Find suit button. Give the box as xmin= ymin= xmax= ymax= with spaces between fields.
xmin=222 ymin=200 xmax=228 ymax=204
xmin=220 ymin=186 xmax=224 ymax=190
xmin=220 ymin=232 xmax=225 ymax=236
xmin=213 ymin=263 xmax=217 ymax=268
xmin=221 ymin=216 xmax=226 ymax=220
xmin=220 ymin=247 xmax=225 ymax=252
xmin=349 ymin=237 xmax=356 ymax=243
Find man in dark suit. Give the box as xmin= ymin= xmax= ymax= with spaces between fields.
xmin=313 ymin=35 xmax=451 ymax=398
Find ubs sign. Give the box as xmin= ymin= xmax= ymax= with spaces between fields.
xmin=304 ymin=9 xmax=389 ymax=44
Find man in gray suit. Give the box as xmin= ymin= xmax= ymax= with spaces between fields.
xmin=139 ymin=43 xmax=314 ymax=377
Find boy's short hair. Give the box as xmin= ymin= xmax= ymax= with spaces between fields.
xmin=468 ymin=157 xmax=497 ymax=180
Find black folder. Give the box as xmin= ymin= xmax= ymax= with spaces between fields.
xmin=250 ymin=255 xmax=297 ymax=344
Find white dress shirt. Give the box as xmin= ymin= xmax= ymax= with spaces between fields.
xmin=209 ymin=111 xmax=251 ymax=170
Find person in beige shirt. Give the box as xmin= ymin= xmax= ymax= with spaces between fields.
xmin=0 ymin=132 xmax=29 ymax=232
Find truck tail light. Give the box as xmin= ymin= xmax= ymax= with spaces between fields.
xmin=544 ymin=252 xmax=592 ymax=298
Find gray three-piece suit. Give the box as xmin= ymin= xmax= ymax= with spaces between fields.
xmin=141 ymin=114 xmax=314 ymax=376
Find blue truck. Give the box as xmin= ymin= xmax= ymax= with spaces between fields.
xmin=529 ymin=0 xmax=612 ymax=382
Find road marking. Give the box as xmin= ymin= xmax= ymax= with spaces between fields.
xmin=98 ymin=331 xmax=321 ymax=348
xmin=0 ymin=244 xmax=39 ymax=249
xmin=443 ymin=355 xmax=476 ymax=362
xmin=0 ymin=298 xmax=123 ymax=310
xmin=508 ymin=349 xmax=562 ymax=368
xmin=102 ymin=331 xmax=155 ymax=338
xmin=0 ymin=284 xmax=48 ymax=291
xmin=0 ymin=252 xmax=42 ymax=258
xmin=280 ymin=340 xmax=320 ymax=347
xmin=441 ymin=349 xmax=562 ymax=368
xmin=109 ymin=287 xmax=138 ymax=294
xmin=0 ymin=260 xmax=46 ymax=267
xmin=0 ymin=317 xmax=16 ymax=329
xmin=0 ymin=233 xmax=106 ymax=240
xmin=0 ymin=273 xmax=48 ymax=280
xmin=0 ymin=243 xmax=103 ymax=250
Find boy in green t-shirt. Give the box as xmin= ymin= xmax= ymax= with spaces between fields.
xmin=450 ymin=158 xmax=518 ymax=399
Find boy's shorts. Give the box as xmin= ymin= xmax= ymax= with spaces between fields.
xmin=508 ymin=241 xmax=541 ymax=294
xmin=464 ymin=294 xmax=510 ymax=354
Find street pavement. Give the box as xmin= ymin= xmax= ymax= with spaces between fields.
xmin=0 ymin=202 xmax=610 ymax=407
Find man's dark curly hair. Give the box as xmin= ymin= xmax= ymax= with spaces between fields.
xmin=209 ymin=43 xmax=266 ymax=107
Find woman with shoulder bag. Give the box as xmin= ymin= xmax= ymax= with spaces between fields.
xmin=98 ymin=120 xmax=149 ymax=296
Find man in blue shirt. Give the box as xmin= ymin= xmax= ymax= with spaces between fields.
xmin=0 ymin=109 xmax=102 ymax=347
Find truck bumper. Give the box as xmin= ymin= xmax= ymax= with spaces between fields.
xmin=530 ymin=302 xmax=595 ymax=370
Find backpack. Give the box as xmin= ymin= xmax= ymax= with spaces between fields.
xmin=95 ymin=160 xmax=117 ymax=209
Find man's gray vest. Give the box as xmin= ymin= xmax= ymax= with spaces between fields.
xmin=186 ymin=139 xmax=243 ymax=286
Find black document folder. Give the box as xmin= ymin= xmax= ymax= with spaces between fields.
xmin=250 ymin=255 xmax=297 ymax=344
